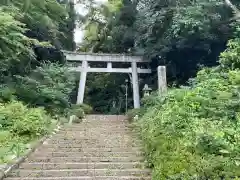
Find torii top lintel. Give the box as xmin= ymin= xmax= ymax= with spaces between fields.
xmin=62 ymin=50 xmax=150 ymax=63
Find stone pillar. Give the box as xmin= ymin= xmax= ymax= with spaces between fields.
xmin=157 ymin=66 xmax=167 ymax=95
xmin=77 ymin=60 xmax=88 ymax=104
xmin=131 ymin=62 xmax=140 ymax=108
xmin=107 ymin=62 xmax=112 ymax=71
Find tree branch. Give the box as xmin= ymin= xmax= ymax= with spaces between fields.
xmin=225 ymin=0 xmax=240 ymax=22
xmin=225 ymin=0 xmax=240 ymax=14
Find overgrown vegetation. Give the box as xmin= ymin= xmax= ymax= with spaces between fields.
xmin=0 ymin=101 xmax=54 ymax=163
xmin=130 ymin=29 xmax=240 ymax=179
xmin=14 ymin=63 xmax=76 ymax=115
xmin=72 ymin=104 xmax=93 ymax=115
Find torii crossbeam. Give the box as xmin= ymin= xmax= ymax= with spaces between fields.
xmin=62 ymin=50 xmax=151 ymax=108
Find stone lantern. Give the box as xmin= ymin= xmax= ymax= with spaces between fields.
xmin=143 ymin=84 xmax=152 ymax=97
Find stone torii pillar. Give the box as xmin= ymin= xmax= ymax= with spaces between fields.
xmin=77 ymin=60 xmax=88 ymax=104
xmin=131 ymin=62 xmax=140 ymax=108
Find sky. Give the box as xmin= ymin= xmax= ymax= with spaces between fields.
xmin=74 ymin=0 xmax=107 ymax=43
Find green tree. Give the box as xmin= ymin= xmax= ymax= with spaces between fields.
xmin=0 ymin=0 xmax=76 ymax=114
xmin=0 ymin=8 xmax=35 ymax=82
xmin=134 ymin=0 xmax=236 ymax=83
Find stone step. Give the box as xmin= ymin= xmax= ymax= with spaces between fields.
xmin=63 ymin=122 xmax=131 ymax=125
xmin=70 ymin=127 xmax=133 ymax=130
xmin=52 ymin=134 xmax=139 ymax=140
xmin=48 ymin=137 xmax=139 ymax=141
xmin=81 ymin=124 xmax=134 ymax=127
xmin=41 ymin=145 xmax=142 ymax=150
xmin=40 ymin=144 xmax=142 ymax=148
xmin=82 ymin=122 xmax=131 ymax=124
xmin=27 ymin=156 xmax=144 ymax=163
xmin=66 ymin=123 xmax=131 ymax=127
xmin=3 ymin=115 xmax=151 ymax=180
xmin=79 ymin=125 xmax=131 ymax=128
xmin=79 ymin=123 xmax=131 ymax=126
xmin=53 ymin=131 xmax=137 ymax=134
xmin=46 ymin=138 xmax=141 ymax=143
xmin=61 ymin=124 xmax=132 ymax=128
xmin=55 ymin=132 xmax=136 ymax=137
xmin=45 ymin=141 xmax=142 ymax=147
xmin=58 ymin=130 xmax=133 ymax=134
xmin=59 ymin=130 xmax=133 ymax=134
xmin=19 ymin=162 xmax=146 ymax=170
xmin=85 ymin=115 xmax=126 ymax=121
xmin=63 ymin=126 xmax=131 ymax=129
xmin=36 ymin=147 xmax=142 ymax=152
xmin=5 ymin=176 xmax=151 ymax=180
xmin=9 ymin=169 xmax=151 ymax=177
xmin=31 ymin=151 xmax=143 ymax=158
xmin=82 ymin=121 xmax=128 ymax=124
xmin=50 ymin=137 xmax=141 ymax=143
xmin=79 ymin=125 xmax=132 ymax=128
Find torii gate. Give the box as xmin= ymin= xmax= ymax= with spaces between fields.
xmin=62 ymin=51 xmax=152 ymax=109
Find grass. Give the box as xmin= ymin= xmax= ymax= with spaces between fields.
xmin=0 ymin=119 xmax=58 ymax=165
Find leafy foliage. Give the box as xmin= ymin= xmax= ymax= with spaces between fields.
xmin=79 ymin=0 xmax=136 ymax=53
xmin=135 ymin=0 xmax=235 ymax=84
xmin=0 ymin=0 xmax=75 ymax=50
xmin=71 ymin=108 xmax=85 ymax=121
xmin=219 ymin=32 xmax=240 ymax=69
xmin=85 ymin=73 xmax=131 ymax=114
xmin=14 ymin=63 xmax=76 ymax=115
xmin=0 ymin=0 xmax=76 ymax=108
xmin=72 ymin=104 xmax=93 ymax=114
xmin=134 ymin=35 xmax=240 ymax=179
xmin=126 ymin=108 xmax=142 ymax=122
xmin=0 ymin=8 xmax=35 ymax=79
xmin=0 ymin=101 xmax=51 ymax=138
xmin=11 ymin=107 xmax=51 ymax=138
xmin=0 ymin=101 xmax=53 ymax=163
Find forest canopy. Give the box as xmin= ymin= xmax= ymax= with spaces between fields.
xmin=0 ymin=0 xmax=76 ymax=112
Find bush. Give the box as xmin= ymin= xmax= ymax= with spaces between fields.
xmin=0 ymin=101 xmax=51 ymax=138
xmin=73 ymin=108 xmax=85 ymax=120
xmin=71 ymin=115 xmax=83 ymax=124
xmin=141 ymin=92 xmax=164 ymax=108
xmin=0 ymin=100 xmax=53 ymax=163
xmin=138 ymin=69 xmax=240 ymax=178
xmin=11 ymin=107 xmax=51 ymax=137
xmin=14 ymin=63 xmax=76 ymax=115
xmin=0 ymin=132 xmax=28 ymax=163
xmin=126 ymin=109 xmax=142 ymax=122
xmin=72 ymin=104 xmax=93 ymax=114
xmin=0 ymin=101 xmax=26 ymax=129
xmin=136 ymin=38 xmax=240 ymax=179
xmin=70 ymin=105 xmax=85 ymax=120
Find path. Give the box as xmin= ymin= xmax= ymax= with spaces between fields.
xmin=4 ymin=115 xmax=151 ymax=180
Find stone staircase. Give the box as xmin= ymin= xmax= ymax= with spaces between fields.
xmin=4 ymin=115 xmax=151 ymax=180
